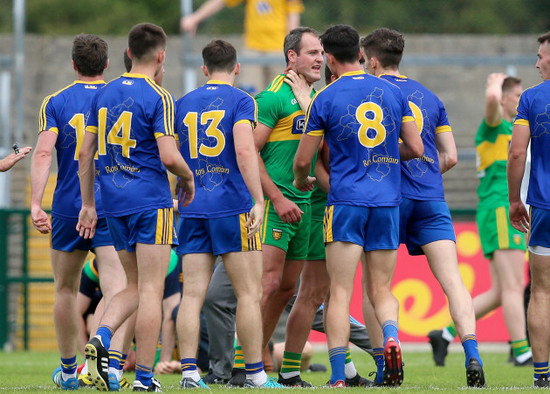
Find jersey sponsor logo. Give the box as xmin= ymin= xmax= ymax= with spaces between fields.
xmin=84 ymin=85 xmax=98 ymax=90
xmin=292 ymin=116 xmax=305 ymax=135
xmin=272 ymin=228 xmax=283 ymax=240
xmin=513 ymin=234 xmax=523 ymax=245
xmin=122 ymin=80 xmax=134 ymax=86
xmin=256 ymin=1 xmax=272 ymax=14
xmin=291 ymin=98 xmax=298 ymax=105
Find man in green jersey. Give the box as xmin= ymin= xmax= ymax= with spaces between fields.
xmin=251 ymin=27 xmax=322 ymax=387
xmin=429 ymin=73 xmax=532 ymax=367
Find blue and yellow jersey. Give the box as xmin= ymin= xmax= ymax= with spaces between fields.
xmin=86 ymin=73 xmax=175 ymax=217
xmin=256 ymin=74 xmax=315 ymax=203
xmin=514 ymin=79 xmax=550 ymax=209
xmin=38 ymin=80 xmax=106 ymax=220
xmin=175 ymin=81 xmax=257 ymax=218
xmin=380 ymin=75 xmax=451 ymax=201
xmin=304 ymin=70 xmax=414 ymax=207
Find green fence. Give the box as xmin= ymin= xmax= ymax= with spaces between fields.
xmin=0 ymin=208 xmax=53 ymax=350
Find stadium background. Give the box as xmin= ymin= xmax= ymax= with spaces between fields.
xmin=0 ymin=0 xmax=545 ymax=350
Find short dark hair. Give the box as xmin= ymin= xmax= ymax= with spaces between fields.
xmin=128 ymin=23 xmax=166 ymax=62
xmin=320 ymin=24 xmax=360 ymax=64
xmin=283 ymin=27 xmax=319 ymax=65
xmin=360 ymin=28 xmax=404 ymax=68
xmin=502 ymin=76 xmax=522 ymax=93
xmin=202 ymin=40 xmax=237 ymax=73
xmin=538 ymin=32 xmax=550 ymax=45
xmin=72 ymin=34 xmax=108 ymax=77
xmin=123 ymin=49 xmax=132 ymax=72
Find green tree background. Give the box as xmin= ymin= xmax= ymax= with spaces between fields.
xmin=1 ymin=0 xmax=549 ymax=36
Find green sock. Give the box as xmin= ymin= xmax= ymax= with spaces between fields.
xmin=233 ymin=346 xmax=245 ymax=369
xmin=444 ymin=324 xmax=457 ymax=339
xmin=511 ymin=339 xmax=531 ymax=358
xmin=280 ymin=351 xmax=301 ymax=376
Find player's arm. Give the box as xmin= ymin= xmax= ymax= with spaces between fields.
xmin=254 ymin=123 xmax=303 ymax=223
xmin=293 ymin=133 xmax=321 ymax=192
xmin=157 ymin=135 xmax=195 ymax=207
xmin=30 ymin=131 xmax=57 ymax=234
xmin=314 ymin=138 xmax=330 ymax=193
xmin=507 ymin=123 xmax=530 ymax=233
xmin=485 ymin=72 xmax=507 ymax=127
xmin=234 ymin=121 xmax=264 ymax=237
xmin=286 ymin=0 xmax=303 ymax=31
xmin=180 ymin=0 xmax=226 ymax=36
xmin=435 ymin=131 xmax=458 ymax=174
xmin=77 ymin=131 xmax=99 ymax=239
xmin=399 ymin=120 xmax=424 ymax=161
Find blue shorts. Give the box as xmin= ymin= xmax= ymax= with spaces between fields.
xmin=164 ymin=257 xmax=182 ymax=299
xmin=399 ymin=198 xmax=456 ymax=256
xmin=529 ymin=207 xmax=550 ymax=248
xmin=177 ymin=212 xmax=261 ymax=256
xmin=324 ymin=204 xmax=399 ymax=251
xmin=106 ymin=207 xmax=178 ymax=252
xmin=52 ymin=216 xmax=113 ymax=252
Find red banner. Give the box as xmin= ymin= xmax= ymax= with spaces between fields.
xmin=309 ymin=222 xmax=529 ymax=343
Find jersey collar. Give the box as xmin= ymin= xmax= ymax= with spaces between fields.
xmin=75 ymin=80 xmax=105 ymax=85
xmin=340 ymin=70 xmax=367 ymax=78
xmin=379 ymin=73 xmax=408 ymax=79
xmin=207 ymin=80 xmax=231 ymax=86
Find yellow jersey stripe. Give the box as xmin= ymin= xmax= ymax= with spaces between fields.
xmin=402 ymin=116 xmax=415 ymax=123
xmin=262 ymin=200 xmax=271 ymax=243
xmin=514 ymin=119 xmax=529 ymax=126
xmin=146 ymin=79 xmax=174 ymax=137
xmin=324 ymin=205 xmax=334 ymax=243
xmin=307 ymin=129 xmax=324 ymax=137
xmin=496 ymin=206 xmax=509 ymax=249
xmin=86 ymin=125 xmax=99 ymax=135
xmin=435 ymin=125 xmax=452 ymax=134
xmin=268 ymin=75 xmax=285 ymax=93
xmin=156 ymin=209 xmax=164 ymax=244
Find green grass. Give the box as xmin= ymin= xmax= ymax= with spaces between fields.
xmin=0 ymin=346 xmax=542 ymax=392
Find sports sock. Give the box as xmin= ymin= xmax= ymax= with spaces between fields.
xmin=233 ymin=346 xmax=245 ymax=369
xmin=382 ymin=320 xmax=399 ymax=345
xmin=511 ymin=338 xmax=532 ymax=362
xmin=108 ymin=350 xmax=125 ymax=380
xmin=95 ymin=325 xmax=114 ymax=350
xmin=135 ymin=364 xmax=153 ymax=387
xmin=180 ymin=358 xmax=201 ymax=381
xmin=246 ymin=361 xmax=267 ymax=386
xmin=61 ymin=355 xmax=78 ymax=380
xmin=328 ymin=346 xmax=347 ymax=384
xmin=461 ymin=334 xmax=482 ymax=367
xmin=80 ymin=360 xmax=88 ymax=376
xmin=534 ymin=362 xmax=549 ymax=380
xmin=373 ymin=348 xmax=384 ymax=384
xmin=279 ymin=351 xmax=301 ymax=379
xmin=442 ymin=325 xmax=457 ymax=342
xmin=344 ymin=348 xmax=358 ymax=379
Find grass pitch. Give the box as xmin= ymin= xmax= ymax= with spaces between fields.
xmin=0 ymin=344 xmax=542 ymax=392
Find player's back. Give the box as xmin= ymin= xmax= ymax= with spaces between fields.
xmin=39 ymin=80 xmax=106 ymax=220
xmin=381 ymin=75 xmax=450 ymax=201
xmin=88 ymin=73 xmax=175 ymax=216
xmin=516 ymin=79 xmax=550 ymax=208
xmin=306 ymin=70 xmax=412 ymax=207
xmin=175 ymin=81 xmax=256 ymax=218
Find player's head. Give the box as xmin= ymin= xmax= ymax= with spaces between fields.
xmin=360 ymin=28 xmax=404 ymax=76
xmin=72 ymin=34 xmax=108 ymax=77
xmin=202 ymin=39 xmax=238 ymax=75
xmin=128 ymin=23 xmax=166 ymax=77
xmin=536 ymin=32 xmax=550 ymax=81
xmin=284 ymin=27 xmax=323 ymax=84
xmin=320 ymin=25 xmax=360 ymax=76
xmin=501 ymin=76 xmax=522 ymax=118
xmin=123 ymin=48 xmax=132 ymax=72
xmin=324 ymin=64 xmax=334 ymax=85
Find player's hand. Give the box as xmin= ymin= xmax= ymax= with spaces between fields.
xmin=246 ymin=201 xmax=264 ymax=238
xmin=1 ymin=146 xmax=32 ymax=171
xmin=293 ymin=176 xmax=316 ymax=192
xmin=284 ymin=70 xmax=312 ymax=100
xmin=509 ymin=200 xmax=529 ymax=233
xmin=30 ymin=206 xmax=51 ymax=234
xmin=76 ymin=205 xmax=97 ymax=239
xmin=272 ymin=196 xmax=303 ymax=223
xmin=176 ymin=177 xmax=195 ymax=207
xmin=180 ymin=15 xmax=199 ymax=36
xmin=486 ymin=72 xmax=507 ymax=88
xmin=154 ymin=360 xmax=180 ymax=375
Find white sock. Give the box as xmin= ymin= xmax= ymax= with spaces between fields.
xmin=344 ymin=361 xmax=357 ymax=379
xmin=81 ymin=361 xmax=88 ymax=376
xmin=279 ymin=370 xmax=299 ymax=379
xmin=516 ymin=350 xmax=533 ymax=363
xmin=62 ymin=371 xmax=76 ymax=381
xmin=441 ymin=328 xmax=454 ymax=343
xmin=247 ymin=371 xmax=268 ymax=386
xmin=108 ymin=366 xmax=123 ymax=380
xmin=181 ymin=370 xmax=201 ymax=382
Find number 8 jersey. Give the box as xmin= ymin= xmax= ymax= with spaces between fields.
xmin=86 ymin=73 xmax=175 ymax=216
xmin=304 ymin=70 xmax=414 ymax=207
xmin=174 ymin=81 xmax=257 ymax=218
